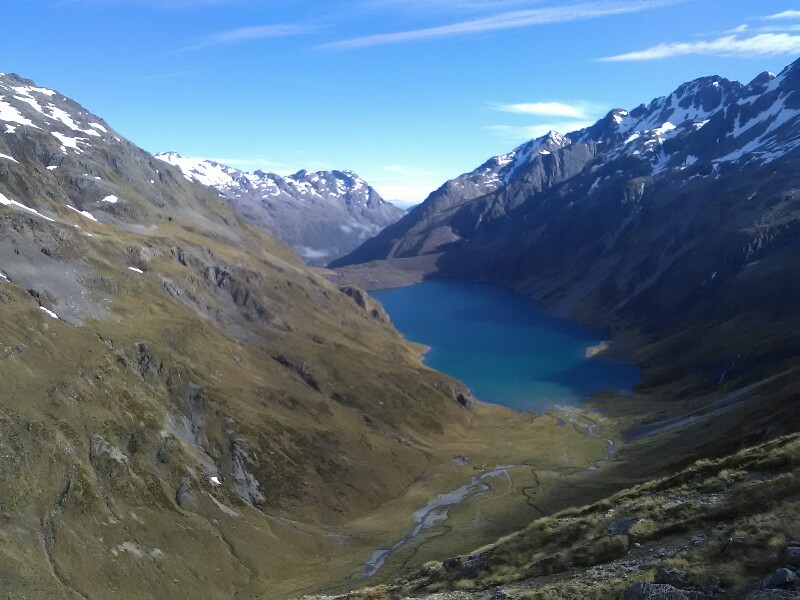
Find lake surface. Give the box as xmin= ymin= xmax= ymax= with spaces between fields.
xmin=372 ymin=280 xmax=639 ymax=413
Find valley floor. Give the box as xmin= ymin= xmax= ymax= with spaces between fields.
xmin=293 ymin=402 xmax=619 ymax=598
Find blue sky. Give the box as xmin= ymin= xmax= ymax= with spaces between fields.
xmin=5 ymin=0 xmax=800 ymax=206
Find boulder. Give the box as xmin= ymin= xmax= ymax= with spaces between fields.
xmin=770 ymin=568 xmax=798 ymax=587
xmin=785 ymin=546 xmax=800 ymax=568
xmin=655 ymin=567 xmax=690 ymax=588
xmin=621 ymin=582 xmax=688 ymax=599
xmin=608 ymin=516 xmax=642 ymax=536
xmin=460 ymin=553 xmax=488 ymax=579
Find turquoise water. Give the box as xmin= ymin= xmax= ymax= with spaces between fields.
xmin=372 ymin=280 xmax=639 ymax=413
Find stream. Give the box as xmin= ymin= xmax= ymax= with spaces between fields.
xmin=363 ymin=407 xmax=613 ymax=579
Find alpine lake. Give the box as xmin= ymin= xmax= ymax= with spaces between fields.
xmin=372 ymin=279 xmax=639 ymax=413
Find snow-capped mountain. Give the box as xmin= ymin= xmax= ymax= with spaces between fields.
xmin=156 ymin=153 xmax=404 ymax=264
xmin=332 ymin=58 xmax=800 ymax=393
xmin=333 ymin=58 xmax=800 ymax=269
xmin=0 ymin=74 xmax=113 ymax=146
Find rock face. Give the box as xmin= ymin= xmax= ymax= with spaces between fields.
xmin=0 ymin=72 xmax=471 ymax=598
xmin=332 ymin=58 xmax=800 ymax=417
xmin=156 ymin=152 xmax=404 ymax=265
xmin=621 ymin=582 xmax=688 ymax=600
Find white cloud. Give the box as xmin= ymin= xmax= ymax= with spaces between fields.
xmin=488 ymin=122 xmax=594 ymax=141
xmin=599 ymin=32 xmax=800 ymax=61
xmin=319 ymin=0 xmax=683 ymax=50
xmin=725 ymin=24 xmax=749 ymax=34
xmin=763 ymin=10 xmax=800 ymax=21
xmin=493 ymin=101 xmax=591 ymax=118
xmin=180 ymin=23 xmax=319 ymax=52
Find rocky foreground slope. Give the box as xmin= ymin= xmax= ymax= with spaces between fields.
xmin=157 ymin=152 xmax=404 ymax=265
xmin=0 ymin=71 xmax=475 ymax=598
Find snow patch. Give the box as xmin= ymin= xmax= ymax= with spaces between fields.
xmin=52 ymin=131 xmax=88 ymax=153
xmin=0 ymin=192 xmax=55 ymax=221
xmin=0 ymin=98 xmax=40 ymax=129
xmin=39 ymin=306 xmax=59 ymax=320
xmin=66 ymin=205 xmax=98 ymax=222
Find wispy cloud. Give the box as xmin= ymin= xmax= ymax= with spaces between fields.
xmin=599 ymin=32 xmax=800 ymax=61
xmin=488 ymin=100 xmax=601 ymax=143
xmin=319 ymin=0 xmax=683 ymax=51
xmin=763 ymin=10 xmax=800 ymax=21
xmin=493 ymin=101 xmax=592 ymax=118
xmin=383 ymin=165 xmax=411 ymax=174
xmin=725 ymin=24 xmax=749 ymax=34
xmin=601 ymin=8 xmax=800 ymax=62
xmin=488 ymin=122 xmax=594 ymax=141
xmin=180 ymin=23 xmax=319 ymax=52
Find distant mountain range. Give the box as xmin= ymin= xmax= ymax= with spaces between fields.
xmin=156 ymin=153 xmax=404 ymax=265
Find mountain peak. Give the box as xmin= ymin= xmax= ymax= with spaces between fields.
xmin=749 ymin=71 xmax=777 ymax=88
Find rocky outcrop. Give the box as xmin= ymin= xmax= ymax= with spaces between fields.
xmin=339 ymin=285 xmax=388 ymax=321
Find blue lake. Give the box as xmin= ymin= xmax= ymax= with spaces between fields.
xmin=372 ymin=280 xmax=639 ymax=413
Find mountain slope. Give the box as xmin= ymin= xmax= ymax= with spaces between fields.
xmin=156 ymin=152 xmax=404 ymax=264
xmin=0 ymin=72 xmax=483 ymax=598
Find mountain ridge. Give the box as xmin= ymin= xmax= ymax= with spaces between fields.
xmin=331 ymin=59 xmax=800 ymax=270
